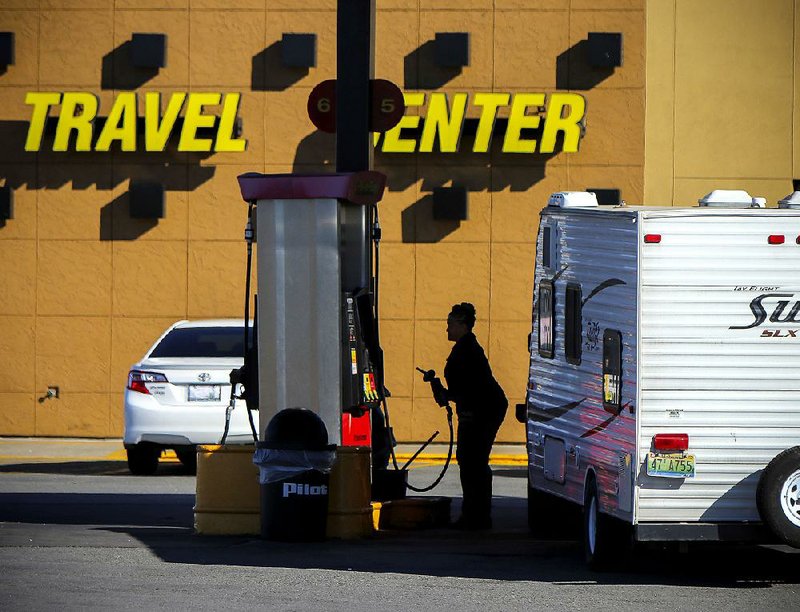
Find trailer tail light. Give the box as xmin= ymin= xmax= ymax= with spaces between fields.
xmin=644 ymin=234 xmax=661 ymax=244
xmin=768 ymin=235 xmax=785 ymax=245
xmin=796 ymin=235 xmax=800 ymax=245
xmin=127 ymin=370 xmax=168 ymax=394
xmin=653 ymin=433 xmax=689 ymax=452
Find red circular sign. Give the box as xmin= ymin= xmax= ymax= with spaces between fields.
xmin=308 ymin=79 xmax=405 ymax=134
xmin=307 ymin=79 xmax=337 ymax=133
xmin=370 ymin=79 xmax=405 ymax=133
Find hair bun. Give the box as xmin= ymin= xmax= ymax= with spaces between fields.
xmin=449 ymin=301 xmax=477 ymax=328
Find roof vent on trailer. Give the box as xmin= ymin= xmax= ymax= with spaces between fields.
xmin=548 ymin=191 xmax=599 ymax=208
xmin=698 ymin=189 xmax=765 ymax=208
xmin=778 ymin=191 xmax=800 ymax=209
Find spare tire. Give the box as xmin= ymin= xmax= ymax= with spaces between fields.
xmin=756 ymin=446 xmax=800 ymax=548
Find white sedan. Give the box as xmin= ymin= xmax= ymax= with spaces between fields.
xmin=123 ymin=319 xmax=259 ymax=475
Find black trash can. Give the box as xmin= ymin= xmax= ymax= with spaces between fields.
xmin=253 ymin=408 xmax=337 ymax=541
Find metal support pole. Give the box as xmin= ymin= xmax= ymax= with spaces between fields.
xmin=336 ymin=0 xmax=375 ymax=295
xmin=329 ymin=0 xmax=377 ymax=538
xmin=336 ymin=0 xmax=374 ymax=175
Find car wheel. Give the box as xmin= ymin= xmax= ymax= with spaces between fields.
xmin=127 ymin=445 xmax=160 ymax=475
xmin=583 ymin=477 xmax=613 ymax=570
xmin=175 ymin=446 xmax=198 ymax=475
xmin=757 ymin=446 xmax=800 ymax=548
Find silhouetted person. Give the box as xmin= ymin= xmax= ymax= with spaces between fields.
xmin=441 ymin=302 xmax=507 ymax=529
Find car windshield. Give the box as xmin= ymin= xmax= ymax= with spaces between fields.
xmin=149 ymin=327 xmax=245 ymax=358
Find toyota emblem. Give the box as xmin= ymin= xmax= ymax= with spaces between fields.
xmin=198 ymin=373 xmax=211 ymax=382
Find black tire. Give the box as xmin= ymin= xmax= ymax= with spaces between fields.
xmin=175 ymin=446 xmax=198 ymax=474
xmin=583 ymin=478 xmax=613 ymax=570
xmin=756 ymin=446 xmax=800 ymax=548
xmin=127 ymin=445 xmax=160 ymax=475
xmin=528 ymin=479 xmax=580 ymax=538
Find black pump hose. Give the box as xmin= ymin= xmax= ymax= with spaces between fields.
xmin=370 ymin=203 xmax=454 ymax=492
xmin=243 ymin=203 xmax=258 ymax=443
xmin=404 ymin=405 xmax=454 ymax=493
xmin=222 ymin=202 xmax=259 ymax=445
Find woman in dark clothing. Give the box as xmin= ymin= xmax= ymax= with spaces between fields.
xmin=443 ymin=302 xmax=507 ymax=529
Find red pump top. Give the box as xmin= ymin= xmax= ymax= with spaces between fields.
xmin=237 ymin=171 xmax=386 ymax=207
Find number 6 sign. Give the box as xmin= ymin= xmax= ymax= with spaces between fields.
xmin=307 ymin=79 xmax=405 ymax=134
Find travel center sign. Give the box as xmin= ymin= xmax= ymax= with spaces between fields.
xmin=23 ymin=91 xmax=586 ymax=154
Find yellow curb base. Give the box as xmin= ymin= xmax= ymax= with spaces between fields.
xmin=372 ymin=497 xmax=451 ymax=530
xmin=395 ymin=453 xmax=526 ymax=466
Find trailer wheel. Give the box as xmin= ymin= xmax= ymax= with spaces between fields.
xmin=757 ymin=446 xmax=800 ymax=548
xmin=583 ymin=479 xmax=613 ymax=569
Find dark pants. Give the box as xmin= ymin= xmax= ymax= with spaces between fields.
xmin=371 ymin=405 xmax=391 ymax=473
xmin=456 ymin=415 xmax=502 ymax=523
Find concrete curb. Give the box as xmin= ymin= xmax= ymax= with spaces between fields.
xmin=0 ymin=438 xmax=527 ymax=467
xmin=395 ymin=453 xmax=527 ymax=467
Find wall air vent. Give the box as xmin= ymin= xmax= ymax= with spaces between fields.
xmin=0 ymin=32 xmax=14 ymax=67
xmin=131 ymin=33 xmax=167 ymax=69
xmin=587 ymin=32 xmax=623 ymax=68
xmin=0 ymin=185 xmax=13 ymax=221
xmin=130 ymin=181 xmax=165 ymax=219
xmin=586 ymin=188 xmax=621 ymax=206
xmin=433 ymin=185 xmax=468 ymax=220
xmin=434 ymin=32 xmax=470 ymax=68
xmin=281 ymin=33 xmax=317 ymax=68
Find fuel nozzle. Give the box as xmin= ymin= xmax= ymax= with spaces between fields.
xmin=416 ymin=367 xmax=449 ymax=408
xmin=416 ymin=367 xmax=437 ymax=383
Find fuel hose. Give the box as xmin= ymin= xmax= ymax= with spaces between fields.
xmin=403 ymin=403 xmax=454 ymax=493
xmin=370 ymin=203 xmax=454 ymax=492
xmin=221 ymin=201 xmax=259 ymax=445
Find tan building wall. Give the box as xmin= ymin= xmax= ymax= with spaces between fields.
xmin=644 ymin=0 xmax=800 ymax=205
xmin=0 ymin=1 xmax=646 ymax=441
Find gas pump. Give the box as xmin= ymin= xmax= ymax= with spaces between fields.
xmin=235 ymin=172 xmax=452 ymax=500
xmin=342 ymin=290 xmax=383 ymax=447
xmin=236 ymin=171 xmax=387 ymax=449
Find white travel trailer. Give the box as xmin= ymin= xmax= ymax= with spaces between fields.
xmin=524 ymin=189 xmax=800 ymax=567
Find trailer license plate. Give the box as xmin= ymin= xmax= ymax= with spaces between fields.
xmin=188 ymin=385 xmax=221 ymax=402
xmin=646 ymin=452 xmax=695 ymax=478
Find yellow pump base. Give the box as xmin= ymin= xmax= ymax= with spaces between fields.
xmin=194 ymin=444 xmax=260 ymax=535
xmin=326 ymin=447 xmax=374 ymax=539
xmin=372 ymin=497 xmax=452 ymax=530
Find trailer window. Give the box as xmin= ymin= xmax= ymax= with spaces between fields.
xmin=542 ymin=226 xmax=552 ymax=269
xmin=538 ymin=280 xmax=555 ymax=359
xmin=542 ymin=223 xmax=558 ymax=273
xmin=565 ymin=283 xmax=582 ymax=365
xmin=602 ymin=329 xmax=623 ymax=414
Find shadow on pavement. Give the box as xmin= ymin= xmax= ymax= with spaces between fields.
xmin=0 ymin=461 xmax=192 ymax=477
xmin=2 ymin=489 xmax=797 ymax=588
xmin=1 ymin=462 xmax=798 ymax=590
xmin=492 ymin=467 xmax=527 ymax=479
xmin=107 ymin=524 xmax=799 ymax=589
xmin=0 ymin=492 xmax=195 ymax=527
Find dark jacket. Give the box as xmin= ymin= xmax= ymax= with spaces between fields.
xmin=444 ymin=332 xmax=507 ymax=424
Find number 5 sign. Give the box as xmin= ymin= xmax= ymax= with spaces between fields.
xmin=307 ymin=79 xmax=405 ymax=134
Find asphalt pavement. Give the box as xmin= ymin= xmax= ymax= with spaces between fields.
xmin=0 ymin=438 xmax=798 ymax=611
